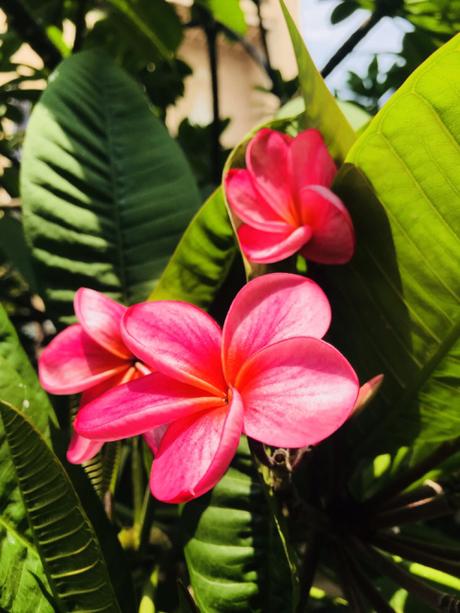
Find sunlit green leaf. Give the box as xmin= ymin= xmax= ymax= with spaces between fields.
xmin=21 ymin=50 xmax=200 ymax=327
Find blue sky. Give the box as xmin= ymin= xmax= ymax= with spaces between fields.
xmin=299 ymin=0 xmax=413 ymax=94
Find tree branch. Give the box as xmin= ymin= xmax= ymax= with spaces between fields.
xmin=321 ymin=10 xmax=384 ymax=78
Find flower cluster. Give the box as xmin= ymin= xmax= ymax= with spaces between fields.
xmin=225 ymin=128 xmax=355 ymax=265
xmin=39 ymin=128 xmax=361 ymax=504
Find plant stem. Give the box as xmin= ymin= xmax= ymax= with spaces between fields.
xmin=202 ymin=15 xmax=221 ymax=186
xmin=335 ymin=545 xmax=369 ymax=612
xmin=341 ymin=544 xmax=395 ymax=613
xmin=2 ymin=0 xmax=62 ymax=70
xmin=296 ymin=532 xmax=320 ymax=613
xmin=350 ymin=538 xmax=460 ymax=612
xmin=131 ymin=437 xmax=144 ymax=535
xmin=370 ymin=493 xmax=460 ymax=530
xmin=73 ymin=0 xmax=87 ymax=52
xmin=361 ymin=437 xmax=460 ymax=512
xmin=321 ymin=10 xmax=384 ymax=78
xmin=370 ymin=533 xmax=460 ymax=577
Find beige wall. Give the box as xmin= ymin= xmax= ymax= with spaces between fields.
xmin=167 ymin=0 xmax=300 ymax=147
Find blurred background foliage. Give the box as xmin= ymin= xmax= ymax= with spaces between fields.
xmin=0 ymin=0 xmax=457 ymax=366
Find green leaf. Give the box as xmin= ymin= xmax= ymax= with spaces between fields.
xmin=279 ymin=0 xmax=355 ymax=162
xmin=182 ymin=439 xmax=293 ymax=612
xmin=107 ymin=0 xmax=182 ymax=59
xmin=0 ymin=400 xmax=124 ymax=613
xmin=150 ymin=188 xmax=238 ymax=309
xmin=312 ymin=36 xmax=460 ymax=457
xmin=0 ymin=213 xmax=38 ymax=291
xmin=196 ymin=0 xmax=247 ymax=35
xmin=330 ymin=1 xmax=359 ymax=23
xmin=0 ymin=305 xmax=55 ymax=611
xmin=21 ymin=50 xmax=200 ymax=327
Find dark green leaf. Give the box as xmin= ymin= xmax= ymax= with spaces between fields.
xmin=0 ymin=305 xmax=55 ymax=611
xmin=330 ymin=1 xmax=359 ymax=23
xmin=183 ymin=439 xmax=293 ymax=612
xmin=0 ymin=400 xmax=124 ymax=613
xmin=107 ymin=0 xmax=182 ymax=59
xmin=0 ymin=213 xmax=38 ymax=291
xmin=21 ymin=50 xmax=200 ymax=327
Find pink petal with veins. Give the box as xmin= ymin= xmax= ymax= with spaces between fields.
xmin=39 ymin=324 xmax=127 ymax=395
xmin=237 ymin=337 xmax=359 ymax=448
xmin=299 ymin=185 xmax=355 ymax=264
xmin=74 ymin=288 xmax=131 ymax=359
xmin=237 ymin=223 xmax=312 ymax=264
xmin=289 ymin=129 xmax=337 ymax=194
xmin=75 ymin=372 xmax=226 ymax=441
xmin=66 ymin=433 xmax=104 ymax=464
xmin=225 ymin=169 xmax=288 ymax=232
xmin=150 ymin=388 xmax=244 ymax=503
xmin=246 ymin=128 xmax=296 ymax=223
xmin=122 ymin=301 xmax=226 ymax=396
xmin=222 ymin=273 xmax=331 ymax=384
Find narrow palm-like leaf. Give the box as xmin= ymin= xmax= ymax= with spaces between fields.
xmin=0 ymin=305 xmax=55 ymax=611
xmin=21 ymin=50 xmax=200 ymax=327
xmin=0 ymin=400 xmax=124 ymax=612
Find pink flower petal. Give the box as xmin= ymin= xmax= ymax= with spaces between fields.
xmin=75 ymin=372 xmax=226 ymax=441
xmin=66 ymin=433 xmax=104 ymax=464
xmin=246 ymin=128 xmax=296 ymax=223
xmin=289 ymin=130 xmax=337 ymax=194
xmin=39 ymin=324 xmax=128 ymax=394
xmin=122 ymin=301 xmax=226 ymax=396
xmin=74 ymin=288 xmax=131 ymax=359
xmin=143 ymin=426 xmax=168 ymax=455
xmin=222 ymin=273 xmax=331 ymax=384
xmin=299 ymin=186 xmax=355 ymax=265
xmin=236 ymin=337 xmax=359 ymax=448
xmin=238 ymin=223 xmax=312 ymax=264
xmin=225 ymin=169 xmax=289 ymax=232
xmin=150 ymin=388 xmax=244 ymax=503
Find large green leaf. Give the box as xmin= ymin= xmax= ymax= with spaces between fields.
xmin=0 ymin=400 xmax=125 ymax=612
xmin=107 ymin=0 xmax=182 ymax=59
xmin=0 ymin=305 xmax=55 ymax=611
xmin=280 ymin=0 xmax=355 ymax=162
xmin=21 ymin=50 xmax=200 ymax=327
xmin=150 ymin=188 xmax=239 ymax=309
xmin=312 ymin=35 xmax=460 ymax=458
xmin=182 ymin=439 xmax=293 ymax=612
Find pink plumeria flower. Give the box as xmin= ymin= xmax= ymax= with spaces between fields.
xmin=39 ymin=288 xmax=152 ymax=464
xmin=225 ymin=128 xmax=355 ymax=265
xmin=75 ymin=273 xmax=359 ymax=504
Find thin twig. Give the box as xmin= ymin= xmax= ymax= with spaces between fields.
xmin=73 ymin=0 xmax=87 ymax=52
xmin=202 ymin=16 xmax=221 ymax=186
xmin=370 ymin=493 xmax=460 ymax=530
xmin=321 ymin=10 xmax=384 ymax=78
